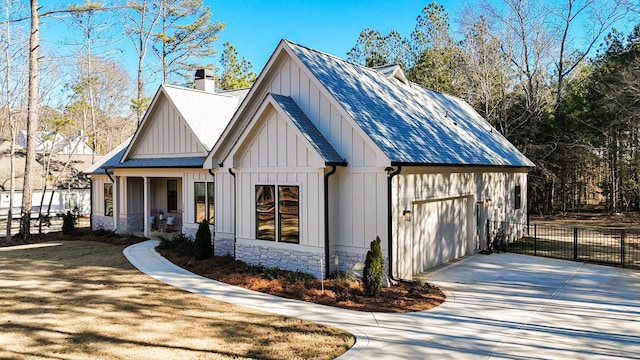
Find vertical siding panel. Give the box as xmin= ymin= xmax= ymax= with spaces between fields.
xmin=340 ymin=173 xmax=353 ymax=247
xmin=330 ymin=107 xmax=342 ymax=154
xmin=309 ymin=85 xmax=320 ymax=127
xmin=363 ymin=173 xmax=377 ymax=245
xmin=281 ymin=59 xmax=291 ymax=95
xmin=271 ymin=70 xmax=281 ymax=94
xmin=364 ymin=142 xmax=376 ymax=167
xmin=352 ymin=172 xmax=365 ymax=248
xmin=319 ymin=95 xmax=330 ymax=140
xmin=342 ymin=123 xmax=353 ymax=164
xmin=277 ymin=113 xmax=287 ymax=167
xmin=352 ymin=134 xmax=364 ymax=167
xmin=287 ymin=127 xmax=297 ymax=166
xmin=376 ymin=172 xmax=387 ymax=247
xmin=290 ymin=63 xmax=300 ymax=103
xmin=268 ymin=114 xmax=278 ymax=167
xmin=243 ymin=172 xmax=254 ymax=239
xmin=259 ymin=122 xmax=268 ymax=166
xmin=307 ymin=172 xmax=319 ymax=247
xmin=298 ymin=72 xmax=310 ymax=114
xmin=250 ymin=138 xmax=259 ymax=167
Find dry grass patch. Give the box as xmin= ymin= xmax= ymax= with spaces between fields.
xmin=0 ymin=240 xmax=353 ymax=359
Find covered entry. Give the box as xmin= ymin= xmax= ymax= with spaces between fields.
xmin=411 ymin=196 xmax=473 ymax=274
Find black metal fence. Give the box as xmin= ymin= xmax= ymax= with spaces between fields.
xmin=489 ymin=221 xmax=640 ymax=270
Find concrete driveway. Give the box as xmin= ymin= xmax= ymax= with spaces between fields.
xmin=125 ymin=242 xmax=640 ymax=359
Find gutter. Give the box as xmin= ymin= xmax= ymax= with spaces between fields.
xmin=104 ymin=169 xmax=114 ymax=183
xmin=386 ymin=165 xmax=402 ymax=281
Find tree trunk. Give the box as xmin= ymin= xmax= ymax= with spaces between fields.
xmin=5 ymin=0 xmax=14 ymax=242
xmin=20 ymin=0 xmax=40 ymax=238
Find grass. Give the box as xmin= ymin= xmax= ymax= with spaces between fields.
xmin=0 ymin=240 xmax=354 ymax=359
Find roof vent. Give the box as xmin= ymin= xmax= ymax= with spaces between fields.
xmin=195 ymin=69 xmax=215 ymax=92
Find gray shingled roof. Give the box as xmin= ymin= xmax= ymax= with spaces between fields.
xmin=270 ymin=94 xmax=345 ymax=165
xmin=287 ymin=41 xmax=534 ymax=167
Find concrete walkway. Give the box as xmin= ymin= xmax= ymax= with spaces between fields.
xmin=124 ymin=240 xmax=640 ymax=359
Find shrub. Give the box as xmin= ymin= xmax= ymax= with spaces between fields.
xmin=363 ymin=236 xmax=384 ymax=297
xmin=62 ymin=211 xmax=75 ymax=234
xmin=193 ymin=220 xmax=212 ymax=260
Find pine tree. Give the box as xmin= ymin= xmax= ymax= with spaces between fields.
xmin=193 ymin=220 xmax=212 ymax=260
xmin=363 ymin=236 xmax=384 ymax=297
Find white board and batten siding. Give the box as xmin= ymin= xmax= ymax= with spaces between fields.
xmin=241 ymin=54 xmax=391 ymax=263
xmin=129 ymin=95 xmax=205 ymax=158
xmin=394 ymin=167 xmax=529 ymax=279
xmin=231 ymin=105 xmax=325 ymax=250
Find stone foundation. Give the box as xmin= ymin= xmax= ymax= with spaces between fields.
xmin=236 ymin=243 xmax=325 ymax=279
xmin=91 ymin=215 xmax=114 ymax=231
xmin=214 ymin=237 xmax=234 ymax=257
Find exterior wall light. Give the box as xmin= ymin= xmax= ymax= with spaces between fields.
xmin=402 ymin=210 xmax=412 ymax=222
xmin=485 ymin=198 xmax=492 ymax=206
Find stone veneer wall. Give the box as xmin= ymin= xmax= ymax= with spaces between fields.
xmin=92 ymin=215 xmax=114 ymax=230
xmin=214 ymin=237 xmax=234 ymax=257
xmin=236 ymin=243 xmax=325 ymax=279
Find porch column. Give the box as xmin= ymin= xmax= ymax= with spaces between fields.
xmin=143 ymin=176 xmax=150 ymax=238
xmin=114 ymin=176 xmax=121 ymax=233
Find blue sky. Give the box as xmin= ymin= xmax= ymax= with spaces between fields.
xmin=208 ymin=0 xmax=463 ymax=71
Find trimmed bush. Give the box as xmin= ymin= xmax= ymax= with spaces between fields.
xmin=193 ymin=220 xmax=212 ymax=260
xmin=62 ymin=211 xmax=75 ymax=234
xmin=363 ymin=236 xmax=384 ymax=297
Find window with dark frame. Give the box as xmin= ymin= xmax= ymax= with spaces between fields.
xmin=278 ymin=185 xmax=299 ymax=243
xmin=167 ymin=179 xmax=178 ymax=212
xmin=255 ymin=185 xmax=299 ymax=244
xmin=195 ymin=181 xmax=214 ymax=224
xmin=104 ymin=183 xmax=113 ymax=217
xmin=207 ymin=182 xmax=215 ymax=225
xmin=256 ymin=185 xmax=276 ymax=241
xmin=515 ymin=185 xmax=522 ymax=209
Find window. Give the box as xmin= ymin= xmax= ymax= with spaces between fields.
xmin=195 ymin=181 xmax=214 ymax=224
xmin=256 ymin=185 xmax=276 ymax=240
xmin=255 ymin=185 xmax=299 ymax=243
xmin=514 ymin=185 xmax=522 ymax=209
xmin=207 ymin=182 xmax=215 ymax=224
xmin=167 ymin=180 xmax=178 ymax=212
xmin=104 ymin=183 xmax=113 ymax=217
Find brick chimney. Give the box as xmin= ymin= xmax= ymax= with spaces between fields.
xmin=195 ymin=69 xmax=215 ymax=92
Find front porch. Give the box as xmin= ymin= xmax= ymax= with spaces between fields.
xmin=113 ymin=176 xmax=183 ymax=237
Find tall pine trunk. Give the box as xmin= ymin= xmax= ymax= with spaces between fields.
xmin=20 ymin=0 xmax=39 ymax=238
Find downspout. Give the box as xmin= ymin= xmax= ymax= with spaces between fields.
xmin=208 ymin=168 xmax=216 ymax=240
xmin=323 ymin=164 xmax=338 ymax=278
xmin=88 ymin=176 xmax=93 ymax=231
xmin=228 ymin=167 xmax=237 ymax=260
xmin=386 ymin=165 xmax=402 ymax=281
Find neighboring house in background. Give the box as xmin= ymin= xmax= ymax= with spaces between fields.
xmin=0 ymin=139 xmax=93 ymax=219
xmin=88 ymin=40 xmax=533 ymax=281
xmin=17 ymin=130 xmax=94 ymax=155
xmin=85 ymin=70 xmax=247 ymax=235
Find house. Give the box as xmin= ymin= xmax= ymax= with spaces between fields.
xmin=0 ymin=139 xmax=93 ymax=219
xmin=85 ymin=69 xmax=247 ymax=236
xmin=89 ymin=40 xmax=533 ymax=281
xmin=17 ymin=130 xmax=94 ymax=155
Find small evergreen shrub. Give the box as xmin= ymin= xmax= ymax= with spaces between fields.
xmin=363 ymin=236 xmax=384 ymax=297
xmin=62 ymin=211 xmax=75 ymax=234
xmin=193 ymin=220 xmax=212 ymax=260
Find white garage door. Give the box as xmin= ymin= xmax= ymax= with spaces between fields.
xmin=412 ymin=197 xmax=470 ymax=274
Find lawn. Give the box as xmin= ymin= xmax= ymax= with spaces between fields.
xmin=0 ymin=240 xmax=354 ymax=359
